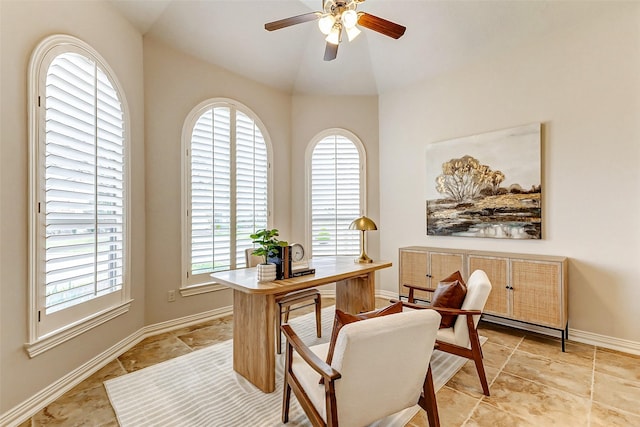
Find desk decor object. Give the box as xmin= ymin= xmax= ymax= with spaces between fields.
xmin=290 ymin=268 xmax=316 ymax=277
xmin=289 ymin=243 xmax=315 ymax=277
xmin=255 ymin=263 xmax=276 ymax=282
xmin=272 ymin=243 xmax=317 ymax=279
xmin=349 ymin=215 xmax=378 ymax=263
xmin=250 ymin=228 xmax=288 ymax=282
xmin=426 ymin=123 xmax=542 ymax=239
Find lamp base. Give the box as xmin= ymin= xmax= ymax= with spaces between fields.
xmin=354 ymin=255 xmax=373 ymax=263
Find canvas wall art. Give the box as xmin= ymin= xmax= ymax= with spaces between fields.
xmin=426 ymin=123 xmax=542 ymax=239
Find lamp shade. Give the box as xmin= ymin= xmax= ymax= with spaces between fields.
xmin=349 ymin=216 xmax=377 ymax=231
xmin=341 ymin=10 xmax=358 ymax=29
xmin=346 ymin=26 xmax=361 ymax=42
xmin=326 ymin=26 xmax=341 ymax=45
xmin=318 ymin=15 xmax=335 ymax=35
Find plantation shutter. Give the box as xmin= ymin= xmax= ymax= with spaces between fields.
xmin=310 ymin=135 xmax=361 ymax=256
xmin=235 ymin=111 xmax=268 ymax=268
xmin=43 ymin=52 xmax=125 ymax=314
xmin=190 ymin=107 xmax=231 ymax=274
xmin=188 ymin=105 xmax=268 ymax=279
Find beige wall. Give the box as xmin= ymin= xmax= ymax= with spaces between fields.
xmin=0 ymin=0 xmax=146 ymax=413
xmin=142 ymin=37 xmax=292 ymax=324
xmin=378 ymin=5 xmax=640 ymax=344
xmin=2 ymin=0 xmax=639 ymax=419
xmin=290 ymin=95 xmax=380 ymax=258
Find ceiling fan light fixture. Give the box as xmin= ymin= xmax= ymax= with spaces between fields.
xmin=326 ymin=25 xmax=342 ymax=45
xmin=346 ymin=25 xmax=361 ymax=42
xmin=318 ymin=14 xmax=335 ymax=35
xmin=265 ymin=0 xmax=406 ymax=61
xmin=341 ymin=10 xmax=358 ymax=29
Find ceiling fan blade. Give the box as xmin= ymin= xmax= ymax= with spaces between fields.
xmin=265 ymin=12 xmax=320 ymax=31
xmin=357 ymin=12 xmax=406 ymax=39
xmin=324 ymin=42 xmax=338 ymax=61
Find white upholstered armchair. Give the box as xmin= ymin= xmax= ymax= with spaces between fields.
xmin=281 ymin=309 xmax=442 ymax=427
xmin=401 ymin=269 xmax=493 ymax=396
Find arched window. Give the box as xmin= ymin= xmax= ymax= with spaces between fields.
xmin=28 ymin=35 xmax=131 ymax=355
xmin=307 ymin=129 xmax=366 ymax=257
xmin=182 ymin=99 xmax=271 ymax=287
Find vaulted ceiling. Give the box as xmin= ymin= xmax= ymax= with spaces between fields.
xmin=109 ymin=0 xmax=619 ymax=95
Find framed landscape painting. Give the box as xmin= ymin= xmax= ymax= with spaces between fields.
xmin=426 ymin=123 xmax=542 ymax=239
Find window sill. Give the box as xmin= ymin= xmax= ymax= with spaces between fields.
xmin=24 ymin=299 xmax=133 ymax=358
xmin=180 ymin=282 xmax=228 ymax=297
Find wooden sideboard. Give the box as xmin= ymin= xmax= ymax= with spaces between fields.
xmin=398 ymin=246 xmax=568 ymax=350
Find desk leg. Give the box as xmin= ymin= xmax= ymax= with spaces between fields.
xmin=232 ymin=290 xmax=276 ymax=393
xmin=335 ymin=272 xmax=375 ymax=314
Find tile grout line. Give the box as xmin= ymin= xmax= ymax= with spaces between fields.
xmin=115 ymin=357 xmax=127 ymax=376
xmin=586 ymin=345 xmax=596 ymax=427
xmin=489 ymin=341 xmax=596 ymax=427
xmin=491 ymin=335 xmax=525 ymax=390
xmin=497 ymin=339 xmax=597 ymax=398
xmin=460 ymin=335 xmax=525 ymax=426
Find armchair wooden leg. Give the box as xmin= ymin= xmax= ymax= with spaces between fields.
xmin=467 ymin=318 xmax=490 ymax=396
xmin=277 ymin=304 xmax=284 ymax=355
xmin=471 ymin=339 xmax=490 ymax=396
xmin=282 ymin=343 xmax=292 ymax=423
xmin=315 ymin=295 xmax=322 ymax=338
xmin=420 ymin=364 xmax=440 ymax=427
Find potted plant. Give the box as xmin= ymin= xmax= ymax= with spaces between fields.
xmin=250 ymin=228 xmax=288 ymax=282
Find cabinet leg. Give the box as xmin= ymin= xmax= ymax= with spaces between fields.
xmin=562 ymin=323 xmax=569 ymax=352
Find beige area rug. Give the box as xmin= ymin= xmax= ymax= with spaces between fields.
xmin=105 ymin=306 xmax=482 ymax=427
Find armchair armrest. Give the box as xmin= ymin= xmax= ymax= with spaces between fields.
xmin=402 ymin=283 xmax=436 ymax=293
xmin=280 ymin=324 xmax=341 ymax=382
xmin=393 ymin=300 xmax=482 ymax=316
xmin=429 ymin=307 xmax=482 ymax=316
xmin=402 ymin=283 xmax=436 ymax=303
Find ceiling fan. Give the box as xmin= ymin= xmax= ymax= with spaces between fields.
xmin=265 ymin=0 xmax=406 ymax=61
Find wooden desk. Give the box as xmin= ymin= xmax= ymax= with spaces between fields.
xmin=210 ymin=256 xmax=392 ymax=392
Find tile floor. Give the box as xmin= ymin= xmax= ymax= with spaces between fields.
xmin=20 ymin=298 xmax=640 ymax=426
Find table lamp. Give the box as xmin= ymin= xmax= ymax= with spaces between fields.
xmin=349 ymin=216 xmax=378 ymax=263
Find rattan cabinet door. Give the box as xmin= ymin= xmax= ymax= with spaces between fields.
xmin=399 ymin=249 xmax=429 ymax=300
xmin=511 ymin=260 xmax=562 ymax=328
xmin=469 ymin=255 xmax=509 ymax=318
xmin=429 ymin=252 xmax=465 ymax=284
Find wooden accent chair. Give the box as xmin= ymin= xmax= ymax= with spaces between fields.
xmin=281 ymin=309 xmax=442 ymax=427
xmin=399 ymin=269 xmax=493 ymax=396
xmin=245 ymin=248 xmax=321 ymax=354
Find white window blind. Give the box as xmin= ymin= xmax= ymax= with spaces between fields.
xmin=310 ymin=135 xmax=362 ymax=256
xmin=43 ymin=52 xmax=125 ymax=315
xmin=190 ymin=107 xmax=231 ymax=274
xmin=235 ymin=111 xmax=268 ymax=268
xmin=187 ymin=103 xmax=269 ymax=283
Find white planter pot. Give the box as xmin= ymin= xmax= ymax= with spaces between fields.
xmin=257 ymin=263 xmax=277 ymax=282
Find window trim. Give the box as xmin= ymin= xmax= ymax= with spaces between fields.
xmin=305 ymin=128 xmax=367 ymax=257
xmin=180 ymin=98 xmax=273 ymax=291
xmin=26 ymin=34 xmax=132 ymax=357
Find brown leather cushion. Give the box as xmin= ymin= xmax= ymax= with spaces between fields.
xmin=324 ymin=302 xmax=403 ymax=369
xmin=431 ymin=271 xmax=467 ymax=328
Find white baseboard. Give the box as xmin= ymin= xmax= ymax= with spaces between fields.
xmin=0 ymin=306 xmax=233 ymax=427
xmin=480 ymin=315 xmax=640 ymax=355
xmin=569 ymin=328 xmax=640 ymax=356
xmin=377 ymin=289 xmax=400 ymax=301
